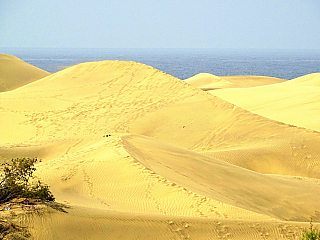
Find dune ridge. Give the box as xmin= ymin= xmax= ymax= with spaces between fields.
xmin=1 ymin=58 xmax=320 ymax=239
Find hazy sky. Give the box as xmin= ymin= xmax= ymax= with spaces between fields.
xmin=1 ymin=0 xmax=320 ymax=49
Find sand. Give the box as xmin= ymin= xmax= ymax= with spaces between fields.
xmin=185 ymin=73 xmax=286 ymax=90
xmin=210 ymin=73 xmax=320 ymax=131
xmin=0 ymin=54 xmax=50 ymax=92
xmin=1 ymin=55 xmax=319 ymax=239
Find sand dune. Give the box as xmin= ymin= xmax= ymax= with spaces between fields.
xmin=2 ymin=60 xmax=320 ymax=177
xmin=210 ymin=73 xmax=320 ymax=131
xmin=185 ymin=73 xmax=286 ymax=90
xmin=1 ymin=59 xmax=320 ymax=239
xmin=184 ymin=73 xmax=234 ymax=90
xmin=220 ymin=75 xmax=287 ymax=87
xmin=123 ymin=134 xmax=320 ymax=221
xmin=0 ymin=54 xmax=50 ymax=92
xmin=5 ymin=134 xmax=269 ymax=219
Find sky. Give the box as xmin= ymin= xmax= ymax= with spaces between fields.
xmin=1 ymin=0 xmax=320 ymax=49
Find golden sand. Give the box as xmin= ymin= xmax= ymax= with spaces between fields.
xmin=185 ymin=73 xmax=286 ymax=90
xmin=0 ymin=54 xmax=50 ymax=92
xmin=210 ymin=73 xmax=320 ymax=131
xmin=1 ymin=56 xmax=319 ymax=239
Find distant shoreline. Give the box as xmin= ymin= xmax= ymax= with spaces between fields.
xmin=0 ymin=48 xmax=319 ymax=79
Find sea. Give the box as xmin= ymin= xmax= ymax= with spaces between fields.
xmin=1 ymin=48 xmax=320 ymax=80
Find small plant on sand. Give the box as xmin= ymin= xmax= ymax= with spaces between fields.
xmin=0 ymin=157 xmax=55 ymax=239
xmin=0 ymin=157 xmax=54 ymax=203
xmin=301 ymin=219 xmax=320 ymax=240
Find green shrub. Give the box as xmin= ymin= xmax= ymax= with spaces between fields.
xmin=301 ymin=219 xmax=320 ymax=240
xmin=0 ymin=157 xmax=54 ymax=203
xmin=0 ymin=158 xmax=55 ymax=239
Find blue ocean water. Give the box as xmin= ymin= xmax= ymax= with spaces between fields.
xmin=1 ymin=48 xmax=320 ymax=80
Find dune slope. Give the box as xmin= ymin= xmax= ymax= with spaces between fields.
xmin=211 ymin=73 xmax=320 ymax=131
xmin=122 ymin=134 xmax=320 ymax=221
xmin=23 ymin=206 xmax=312 ymax=240
xmin=0 ymin=54 xmax=50 ymax=92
